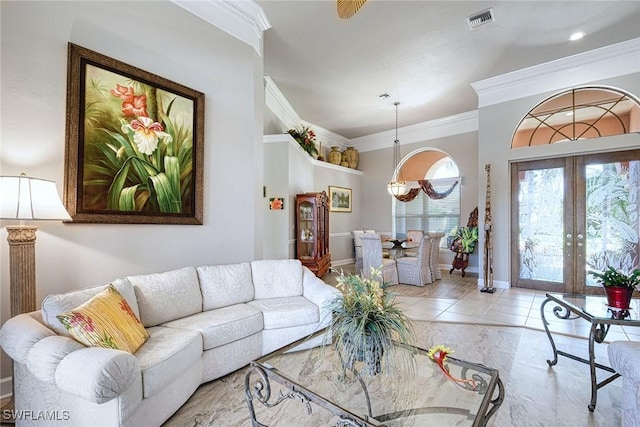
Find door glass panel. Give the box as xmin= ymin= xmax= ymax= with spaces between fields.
xmin=585 ymin=160 xmax=640 ymax=287
xmin=518 ymin=168 xmax=565 ymax=282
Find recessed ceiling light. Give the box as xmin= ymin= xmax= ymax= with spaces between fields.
xmin=377 ymin=93 xmax=391 ymax=99
xmin=569 ymin=32 xmax=585 ymax=41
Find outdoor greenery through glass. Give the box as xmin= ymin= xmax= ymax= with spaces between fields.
xmin=585 ymin=161 xmax=640 ymax=285
xmin=517 ymin=161 xmax=640 ymax=285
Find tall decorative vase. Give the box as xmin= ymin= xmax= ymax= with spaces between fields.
xmin=345 ymin=147 xmax=359 ymax=169
xmin=340 ymin=152 xmax=349 ymax=168
xmin=329 ymin=146 xmax=341 ymax=165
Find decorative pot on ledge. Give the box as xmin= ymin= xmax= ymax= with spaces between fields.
xmin=328 ymin=146 xmax=341 ymax=165
xmin=345 ymin=146 xmax=359 ymax=169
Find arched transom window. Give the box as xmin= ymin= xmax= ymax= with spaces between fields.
xmin=511 ymin=86 xmax=640 ymax=148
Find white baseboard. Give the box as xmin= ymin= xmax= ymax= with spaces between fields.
xmin=477 ymin=279 xmax=510 ymax=289
xmin=330 ymin=258 xmax=354 ymax=268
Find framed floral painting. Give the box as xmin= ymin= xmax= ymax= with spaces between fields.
xmin=329 ymin=186 xmax=352 ymax=212
xmin=64 ymin=43 xmax=205 ymax=224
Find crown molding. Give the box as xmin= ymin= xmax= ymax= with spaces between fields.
xmin=171 ymin=0 xmax=271 ymax=56
xmin=472 ymin=38 xmax=640 ymax=107
xmin=349 ymin=110 xmax=479 ymax=153
xmin=265 ymin=76 xmax=350 ymax=149
xmin=264 ymin=76 xmax=300 ymax=130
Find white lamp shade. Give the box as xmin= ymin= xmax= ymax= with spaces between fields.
xmin=1 ymin=175 xmax=71 ymax=220
xmin=387 ymin=181 xmax=407 ymax=196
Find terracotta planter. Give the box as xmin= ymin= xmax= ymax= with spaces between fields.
xmin=604 ymin=286 xmax=634 ymax=309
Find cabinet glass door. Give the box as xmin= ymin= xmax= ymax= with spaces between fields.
xmin=299 ymin=201 xmax=315 ymax=260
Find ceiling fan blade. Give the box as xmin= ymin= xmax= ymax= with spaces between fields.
xmin=337 ymin=0 xmax=368 ymax=19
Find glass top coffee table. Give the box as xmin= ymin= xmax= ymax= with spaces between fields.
xmin=245 ymin=328 xmax=504 ymax=426
xmin=541 ymin=293 xmax=640 ymax=411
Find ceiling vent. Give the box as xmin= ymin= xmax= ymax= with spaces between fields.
xmin=467 ymin=8 xmax=495 ymax=29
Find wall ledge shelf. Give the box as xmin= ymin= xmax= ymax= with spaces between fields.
xmin=264 ymin=134 xmax=363 ymax=176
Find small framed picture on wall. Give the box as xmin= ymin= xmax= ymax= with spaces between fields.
xmin=328 ymin=186 xmax=352 ymax=212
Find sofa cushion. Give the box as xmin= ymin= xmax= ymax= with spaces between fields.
xmin=128 ymin=267 xmax=203 ymax=327
xmin=247 ymin=296 xmax=319 ymax=329
xmin=135 ymin=326 xmax=202 ymax=398
xmin=251 ymin=259 xmax=303 ymax=300
xmin=56 ymin=285 xmax=149 ymax=353
xmin=196 ymin=263 xmax=254 ymax=310
xmin=42 ymin=278 xmax=139 ymax=337
xmin=161 ymin=304 xmax=263 ymax=350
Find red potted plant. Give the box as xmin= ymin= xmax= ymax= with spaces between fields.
xmin=589 ymin=267 xmax=640 ymax=310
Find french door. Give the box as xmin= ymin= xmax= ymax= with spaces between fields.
xmin=511 ymin=149 xmax=640 ymax=294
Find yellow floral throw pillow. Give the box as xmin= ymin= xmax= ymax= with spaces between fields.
xmin=57 ymin=285 xmax=149 ymax=353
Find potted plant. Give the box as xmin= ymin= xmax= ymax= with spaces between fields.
xmin=450 ymin=226 xmax=478 ymax=254
xmin=588 ymin=266 xmax=640 ymax=310
xmin=325 ymin=268 xmax=416 ymax=376
xmin=286 ymin=125 xmax=319 ymax=158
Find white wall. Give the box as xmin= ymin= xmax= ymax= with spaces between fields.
xmin=477 ymin=73 xmax=640 ymax=288
xmin=0 ymin=0 xmax=264 ymax=384
xmin=314 ymin=161 xmax=363 ymax=266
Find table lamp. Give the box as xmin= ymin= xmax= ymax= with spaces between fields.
xmin=0 ymin=174 xmax=70 ymax=418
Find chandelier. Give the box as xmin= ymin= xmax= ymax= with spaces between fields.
xmin=387 ymin=102 xmax=406 ymax=196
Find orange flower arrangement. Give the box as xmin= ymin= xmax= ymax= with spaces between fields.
xmin=427 ymin=344 xmax=478 ymax=389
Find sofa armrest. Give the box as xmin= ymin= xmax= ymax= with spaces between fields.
xmin=56 ymin=347 xmax=139 ymax=404
xmin=608 ymin=341 xmax=640 ymax=380
xmin=0 ymin=312 xmax=56 ymax=364
xmin=302 ymin=267 xmax=340 ymax=325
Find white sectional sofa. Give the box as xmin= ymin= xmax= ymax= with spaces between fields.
xmin=0 ymin=259 xmax=339 ymax=427
xmin=608 ymin=341 xmax=640 ymax=427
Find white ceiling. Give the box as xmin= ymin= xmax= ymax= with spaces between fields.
xmin=257 ymin=0 xmax=640 ymax=139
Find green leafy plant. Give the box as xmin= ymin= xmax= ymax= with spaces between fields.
xmin=450 ymin=226 xmax=478 ymax=253
xmin=287 ymin=125 xmax=318 ymax=157
xmin=325 ymin=268 xmax=416 ymax=376
xmin=588 ymin=266 xmax=640 ymax=289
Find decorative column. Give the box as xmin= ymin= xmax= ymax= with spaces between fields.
xmin=6 ymin=225 xmax=37 ymax=317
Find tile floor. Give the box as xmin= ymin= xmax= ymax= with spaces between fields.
xmin=326 ymin=264 xmax=640 ymax=343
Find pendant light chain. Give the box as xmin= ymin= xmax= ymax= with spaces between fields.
xmin=394 ymin=101 xmax=400 ymax=176
xmin=387 ymin=102 xmax=406 ymax=196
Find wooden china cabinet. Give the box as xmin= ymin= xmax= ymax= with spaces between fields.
xmin=295 ymin=192 xmax=331 ymax=277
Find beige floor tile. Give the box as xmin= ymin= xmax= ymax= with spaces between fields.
xmin=401 ymin=307 xmax=443 ymax=321
xmin=489 ymin=304 xmax=533 ymax=317
xmin=493 ymin=298 xmax=534 ymax=310
xmin=444 ymin=303 xmax=490 ymax=317
xmin=482 ymin=311 xmax=528 ymax=326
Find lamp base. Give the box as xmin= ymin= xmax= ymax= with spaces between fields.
xmin=6 ymin=225 xmax=37 ymax=317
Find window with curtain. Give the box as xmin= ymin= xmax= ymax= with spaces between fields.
xmin=394 ymin=176 xmax=460 ymax=247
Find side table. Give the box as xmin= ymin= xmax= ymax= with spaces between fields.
xmin=540 ymin=293 xmax=640 ymax=411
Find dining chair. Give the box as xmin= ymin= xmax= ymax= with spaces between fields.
xmin=404 ymin=230 xmax=424 ymax=257
xmin=352 ymin=229 xmax=376 ymax=273
xmin=396 ymin=235 xmax=433 ymax=286
xmin=360 ymin=233 xmax=399 ymax=285
xmin=428 ymin=231 xmax=445 ymax=280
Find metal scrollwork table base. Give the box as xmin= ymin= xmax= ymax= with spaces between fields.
xmin=541 ymin=293 xmax=640 ymax=412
